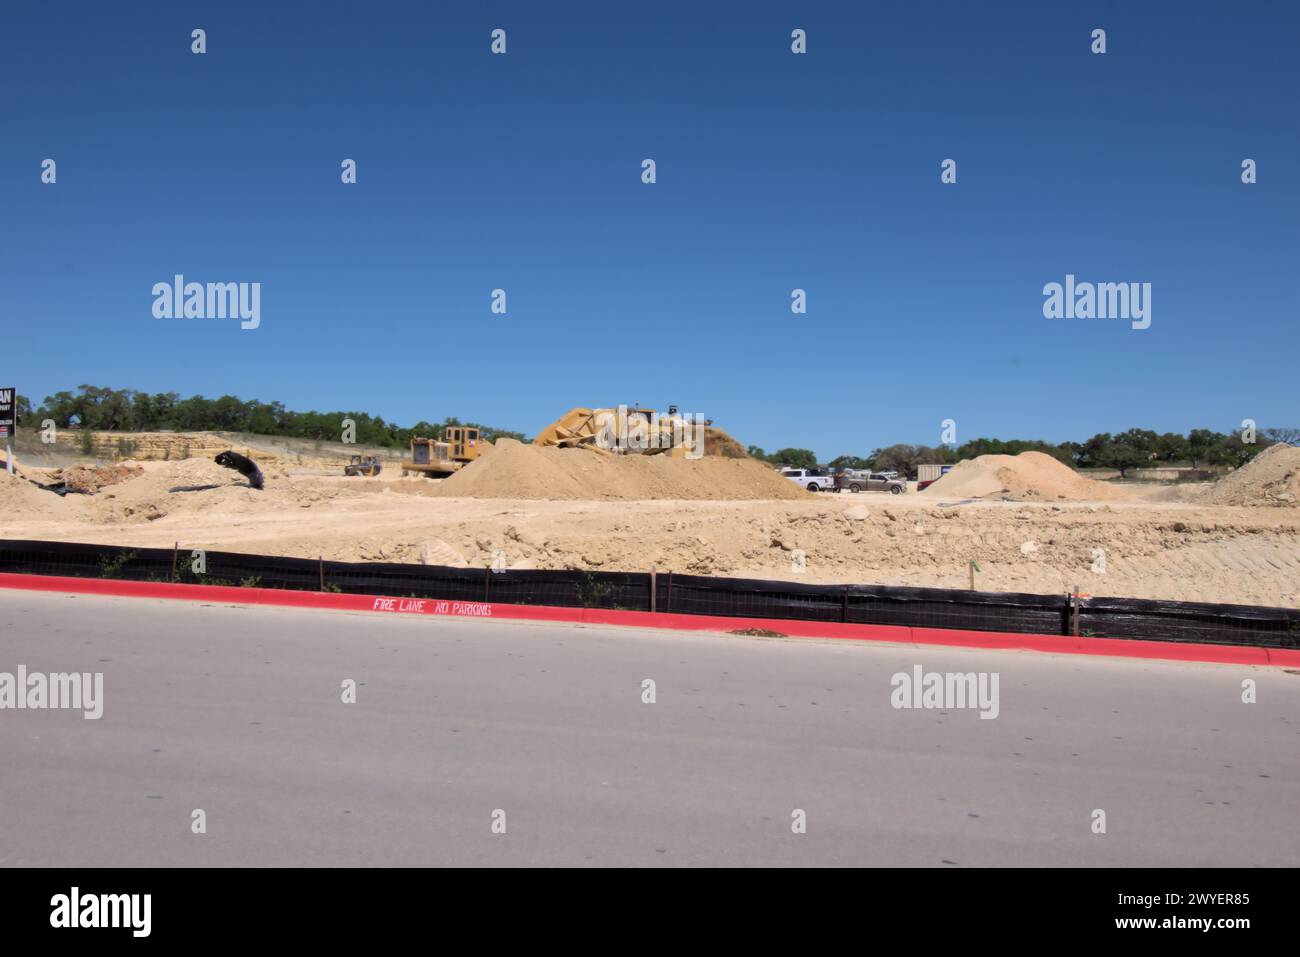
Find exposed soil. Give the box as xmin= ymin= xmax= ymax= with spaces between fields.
xmin=2 ymin=443 xmax=1297 ymax=608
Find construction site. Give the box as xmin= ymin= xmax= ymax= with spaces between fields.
xmin=2 ymin=405 xmax=1298 ymax=609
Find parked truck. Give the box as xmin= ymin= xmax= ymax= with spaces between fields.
xmin=835 ymin=469 xmax=906 ymax=494
xmin=780 ymin=468 xmax=834 ymax=492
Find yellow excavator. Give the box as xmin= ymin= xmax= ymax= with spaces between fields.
xmin=533 ymin=406 xmax=702 ymax=457
xmin=401 ymin=426 xmax=483 ymax=477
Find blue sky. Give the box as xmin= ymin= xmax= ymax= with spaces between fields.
xmin=3 ymin=1 xmax=1296 ymax=459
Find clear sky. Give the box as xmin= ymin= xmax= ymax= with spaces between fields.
xmin=3 ymin=1 xmax=1296 ymax=459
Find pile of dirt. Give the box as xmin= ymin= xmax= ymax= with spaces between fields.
xmin=918 ymin=451 xmax=1132 ymax=502
xmin=430 ymin=438 xmax=807 ymax=501
xmin=702 ymin=427 xmax=747 ymax=457
xmin=1196 ymin=444 xmax=1300 ymax=507
xmin=53 ymin=463 xmax=144 ymax=494
xmin=84 ymin=457 xmax=296 ymax=524
xmin=0 ymin=471 xmax=79 ymax=519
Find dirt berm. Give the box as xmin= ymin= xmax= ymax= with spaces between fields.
xmin=918 ymin=451 xmax=1132 ymax=502
xmin=426 ymin=439 xmax=807 ymax=501
xmin=1197 ymin=444 xmax=1300 ymax=507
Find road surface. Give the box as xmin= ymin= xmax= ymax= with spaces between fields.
xmin=1 ymin=589 xmax=1297 ymax=866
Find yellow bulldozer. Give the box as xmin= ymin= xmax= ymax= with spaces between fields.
xmin=533 ymin=406 xmax=703 ymax=457
xmin=400 ymin=426 xmax=483 ymax=478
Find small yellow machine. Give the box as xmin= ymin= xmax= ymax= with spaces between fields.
xmin=343 ymin=454 xmax=383 ymax=477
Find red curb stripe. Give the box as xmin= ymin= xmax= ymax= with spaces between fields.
xmin=1 ymin=572 xmax=1296 ymax=667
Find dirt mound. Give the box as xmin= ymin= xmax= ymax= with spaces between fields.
xmin=54 ymin=463 xmax=144 ymax=494
xmin=1197 ymin=444 xmax=1300 ymax=507
xmin=918 ymin=451 xmax=1132 ymax=502
xmin=85 ymin=457 xmax=291 ymax=523
xmin=702 ymin=427 xmax=747 ymax=457
xmin=430 ymin=438 xmax=807 ymax=501
xmin=0 ymin=471 xmax=79 ymax=519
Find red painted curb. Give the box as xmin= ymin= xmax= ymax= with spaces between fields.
xmin=1 ymin=572 xmax=1297 ymax=667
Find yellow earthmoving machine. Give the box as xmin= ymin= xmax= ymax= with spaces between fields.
xmin=343 ymin=454 xmax=383 ymax=477
xmin=401 ymin=438 xmax=457 ymax=478
xmin=443 ymin=426 xmax=483 ymax=464
xmin=400 ymin=427 xmax=483 ymax=478
xmin=533 ymin=406 xmax=699 ymax=457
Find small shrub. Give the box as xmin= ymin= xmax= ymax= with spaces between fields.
xmin=99 ymin=550 xmax=139 ymax=579
xmin=576 ymin=572 xmax=614 ymax=608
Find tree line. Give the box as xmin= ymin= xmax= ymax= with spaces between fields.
xmin=748 ymin=426 xmax=1299 ymax=478
xmin=16 ymin=385 xmax=529 ymax=448
xmin=15 ymin=387 xmax=1295 ymax=474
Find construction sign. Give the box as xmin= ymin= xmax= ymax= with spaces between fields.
xmin=0 ymin=387 xmax=14 ymax=437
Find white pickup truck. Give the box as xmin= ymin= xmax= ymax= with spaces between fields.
xmin=779 ymin=468 xmax=834 ymax=492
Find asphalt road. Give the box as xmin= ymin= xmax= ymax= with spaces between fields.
xmin=1 ymin=589 xmax=1297 ymax=866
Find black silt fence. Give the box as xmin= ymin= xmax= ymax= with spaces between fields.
xmin=1077 ymin=594 xmax=1300 ymax=647
xmin=0 ymin=539 xmax=1296 ymax=650
xmin=655 ymin=573 xmax=1071 ymax=636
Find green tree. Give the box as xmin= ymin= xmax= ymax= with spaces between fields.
xmin=869 ymin=444 xmax=928 ymax=477
xmin=1186 ymin=429 xmax=1226 ymax=469
xmin=828 ymin=455 xmax=872 ymax=469
xmin=1057 ymin=440 xmax=1085 ymax=467
xmin=770 ymin=448 xmax=818 ymax=469
xmin=33 ymin=384 xmax=528 ymax=450
xmin=954 ymin=437 xmax=1070 ymax=464
xmin=1219 ymin=432 xmax=1272 ymax=468
xmin=1095 ymin=429 xmax=1158 ymax=478
xmin=1154 ymin=432 xmax=1189 ymax=463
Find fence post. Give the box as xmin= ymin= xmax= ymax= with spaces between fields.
xmin=484 ymin=564 xmax=491 ymax=602
xmin=650 ymin=566 xmax=657 ymax=613
xmin=841 ymin=585 xmax=849 ymax=623
xmin=170 ymin=541 xmax=179 ymax=582
xmin=1071 ymin=585 xmax=1081 ymax=636
xmin=666 ymin=571 xmax=673 ymax=613
xmin=319 ymin=556 xmax=324 ymax=591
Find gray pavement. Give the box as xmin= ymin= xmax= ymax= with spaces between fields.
xmin=0 ymin=589 xmax=1297 ymax=866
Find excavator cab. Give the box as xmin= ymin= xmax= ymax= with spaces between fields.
xmin=444 ymin=427 xmax=481 ymax=463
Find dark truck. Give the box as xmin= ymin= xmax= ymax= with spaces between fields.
xmin=834 ymin=469 xmax=906 ymax=494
